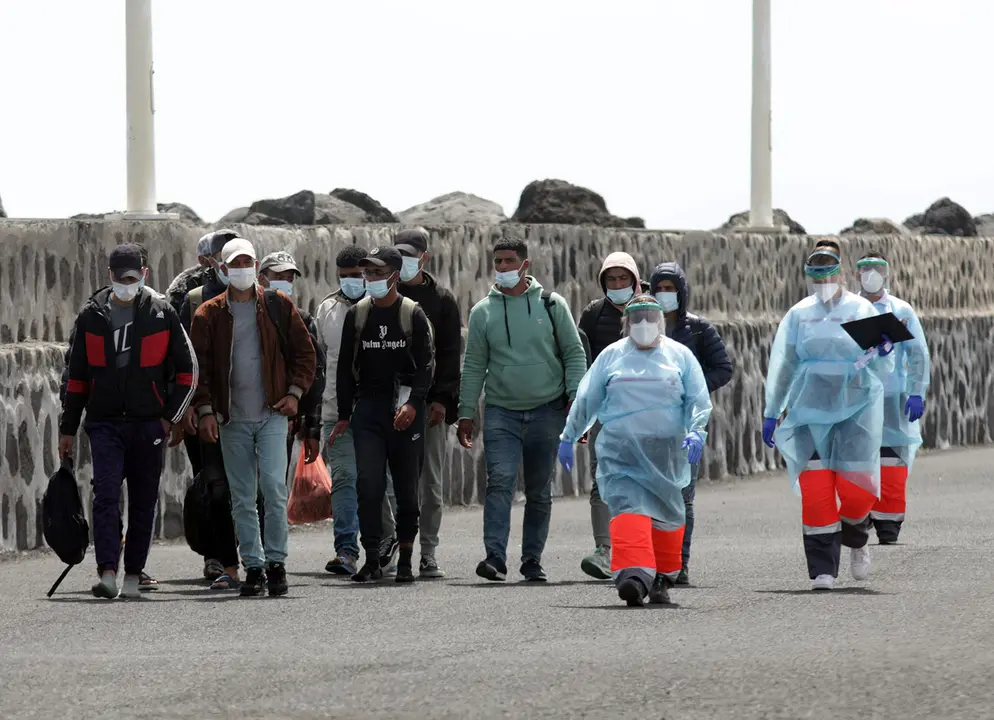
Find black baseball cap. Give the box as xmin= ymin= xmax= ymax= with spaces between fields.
xmin=393 ymin=227 xmax=429 ymax=256
xmin=359 ymin=245 xmax=403 ymax=272
xmin=109 ymin=244 xmax=144 ymax=281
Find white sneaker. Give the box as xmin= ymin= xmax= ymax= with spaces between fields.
xmin=812 ymin=574 xmax=835 ymax=591
xmin=850 ymin=545 xmax=871 ymax=581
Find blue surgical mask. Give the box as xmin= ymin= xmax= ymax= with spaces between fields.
xmin=655 ymin=292 xmax=679 ymax=313
xmin=495 ymin=269 xmax=522 ymax=289
xmin=400 ymin=256 xmax=422 ymax=282
xmin=340 ymin=277 xmax=365 ymax=300
xmin=366 ymin=277 xmax=394 ymax=300
xmin=213 ymin=262 xmax=229 ymax=286
xmin=269 ymin=280 xmax=293 ymax=296
xmin=606 ymin=286 xmax=634 ymax=305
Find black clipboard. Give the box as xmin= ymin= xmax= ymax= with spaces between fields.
xmin=841 ymin=312 xmax=915 ymax=351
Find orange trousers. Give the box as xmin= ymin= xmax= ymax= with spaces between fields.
xmin=609 ymin=513 xmax=684 ymax=582
xmin=799 ymin=467 xmax=876 ymax=578
xmin=871 ymin=463 xmax=908 ymax=520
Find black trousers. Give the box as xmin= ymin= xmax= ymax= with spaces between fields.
xmin=352 ymin=396 xmax=425 ymax=554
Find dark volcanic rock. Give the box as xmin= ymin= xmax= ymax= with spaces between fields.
xmin=158 ymin=202 xmax=203 ymax=224
xmin=904 ymin=197 xmax=977 ymax=237
xmin=511 ymin=179 xmax=640 ymax=228
xmin=330 ymin=188 xmax=397 ymax=223
xmin=624 ymin=216 xmax=646 ymax=229
xmin=717 ymin=208 xmax=806 ymax=234
xmin=242 ymin=189 xmax=378 ymax=225
xmin=0 ymin=193 xmax=5 ymax=218
xmin=249 ymin=190 xmax=317 ymax=225
xmin=974 ymin=213 xmax=994 ymax=237
xmin=217 ymin=207 xmax=251 ymax=224
xmin=398 ymin=192 xmax=507 ymax=225
xmin=840 ymin=218 xmax=910 ymax=236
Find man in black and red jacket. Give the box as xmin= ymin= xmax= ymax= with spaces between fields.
xmin=59 ymin=244 xmax=199 ymax=600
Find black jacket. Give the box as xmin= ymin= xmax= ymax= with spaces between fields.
xmin=295 ymin=307 xmax=325 ymax=438
xmin=649 ymin=262 xmax=734 ymax=394
xmin=60 ymin=287 xmax=198 ymax=435
xmin=179 ymin=272 xmax=226 ymax=332
xmin=398 ymin=271 xmax=462 ymax=425
xmin=577 ymin=298 xmax=624 ymax=363
xmin=166 ymin=265 xmax=209 ymax=317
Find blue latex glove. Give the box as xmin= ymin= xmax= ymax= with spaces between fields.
xmin=877 ymin=333 xmax=894 ymax=357
xmin=762 ymin=417 xmax=777 ymax=448
xmin=682 ymin=432 xmax=704 ymax=465
xmin=905 ymin=395 xmax=925 ymax=422
xmin=558 ymin=440 xmax=574 ymax=472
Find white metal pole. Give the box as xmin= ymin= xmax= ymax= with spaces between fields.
xmin=125 ymin=0 xmax=157 ymax=215
xmin=749 ymin=0 xmax=773 ymax=229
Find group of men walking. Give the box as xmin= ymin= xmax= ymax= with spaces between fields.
xmin=56 ymin=226 xmax=927 ymax=602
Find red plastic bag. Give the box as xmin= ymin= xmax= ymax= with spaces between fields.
xmin=287 ymin=445 xmax=333 ymax=524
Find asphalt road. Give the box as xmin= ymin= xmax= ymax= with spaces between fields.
xmin=2 ymin=447 xmax=994 ymax=719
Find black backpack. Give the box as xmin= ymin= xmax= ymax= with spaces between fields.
xmin=42 ymin=458 xmax=90 ymax=597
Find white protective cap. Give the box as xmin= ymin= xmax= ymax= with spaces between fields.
xmin=221 ymin=238 xmax=257 ymax=265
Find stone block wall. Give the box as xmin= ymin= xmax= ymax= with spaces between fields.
xmin=1 ymin=220 xmax=991 ymax=550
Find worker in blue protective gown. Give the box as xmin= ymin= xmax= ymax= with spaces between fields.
xmin=557 ymin=296 xmax=712 ymax=607
xmin=856 ymin=252 xmax=930 ymax=544
xmin=762 ymin=248 xmax=893 ymax=591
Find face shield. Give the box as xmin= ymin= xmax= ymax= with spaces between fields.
xmin=856 ymin=257 xmax=889 ymax=296
xmin=804 ymin=249 xmax=843 ymax=304
xmin=622 ymin=296 xmax=665 ymax=348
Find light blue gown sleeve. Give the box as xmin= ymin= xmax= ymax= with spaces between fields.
xmin=681 ymin=349 xmax=712 ymax=438
xmin=764 ymin=309 xmax=799 ymax=419
xmin=904 ymin=308 xmax=931 ymax=397
xmin=560 ymin=348 xmax=611 ymax=443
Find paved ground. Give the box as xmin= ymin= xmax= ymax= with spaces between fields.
xmin=1 ymin=448 xmax=994 ymax=719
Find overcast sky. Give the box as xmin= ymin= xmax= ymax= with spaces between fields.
xmin=1 ymin=0 xmax=991 ymax=232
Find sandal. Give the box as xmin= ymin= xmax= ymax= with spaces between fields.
xmin=139 ymin=572 xmax=159 ymax=592
xmin=210 ymin=573 xmax=241 ymax=591
xmin=203 ymin=559 xmax=224 ymax=582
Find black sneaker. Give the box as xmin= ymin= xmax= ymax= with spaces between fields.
xmin=617 ymin=577 xmax=647 ymax=607
xmin=395 ymin=563 xmax=415 ymax=583
xmin=520 ymin=559 xmax=548 ymax=582
xmin=379 ymin=537 xmax=400 ymax=569
xmin=475 ymin=557 xmax=507 ymax=582
xmin=649 ymin=574 xmax=673 ymax=605
xmin=240 ymin=567 xmax=267 ymax=597
xmin=267 ymin=562 xmax=288 ymax=597
xmin=351 ymin=558 xmax=383 ymax=583
xmin=675 ymin=567 xmax=690 ymax=586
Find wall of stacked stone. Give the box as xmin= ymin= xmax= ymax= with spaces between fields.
xmin=1 ymin=219 xmax=991 ymax=550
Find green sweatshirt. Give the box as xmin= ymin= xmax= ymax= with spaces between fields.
xmin=458 ymin=278 xmax=587 ymax=417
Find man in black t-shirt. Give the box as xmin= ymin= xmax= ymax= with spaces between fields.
xmin=330 ymin=246 xmax=435 ymax=583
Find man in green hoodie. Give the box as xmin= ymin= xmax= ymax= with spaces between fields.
xmin=458 ymin=238 xmax=588 ymax=582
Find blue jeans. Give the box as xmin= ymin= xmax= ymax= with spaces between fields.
xmin=219 ymin=413 xmax=290 ymax=570
xmin=482 ymin=402 xmax=566 ymax=565
xmin=321 ymin=421 xmax=360 ymax=560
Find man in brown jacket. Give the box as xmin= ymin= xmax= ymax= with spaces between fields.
xmin=190 ymin=238 xmax=316 ymax=597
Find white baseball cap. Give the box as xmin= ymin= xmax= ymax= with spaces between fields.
xmin=221 ymin=238 xmax=257 ymax=265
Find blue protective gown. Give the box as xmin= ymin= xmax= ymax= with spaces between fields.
xmin=561 ymin=335 xmax=712 ymax=529
xmin=764 ymin=290 xmax=887 ymax=497
xmin=868 ymin=293 xmax=930 ymax=469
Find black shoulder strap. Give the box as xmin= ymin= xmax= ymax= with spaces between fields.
xmin=541 ymin=289 xmax=561 ymax=360
xmin=263 ymin=289 xmax=290 ymax=362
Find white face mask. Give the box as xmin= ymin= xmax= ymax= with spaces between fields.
xmin=495 ymin=267 xmax=523 ymax=289
xmin=400 ymin=256 xmax=422 ymax=282
xmin=814 ymin=282 xmax=839 ymax=304
xmin=112 ymin=279 xmax=144 ymax=302
xmin=655 ymin=291 xmax=680 ymax=313
xmin=629 ymin=320 xmax=660 ymax=347
xmin=860 ymin=270 xmax=885 ymax=294
xmin=226 ymin=267 xmax=257 ymax=291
